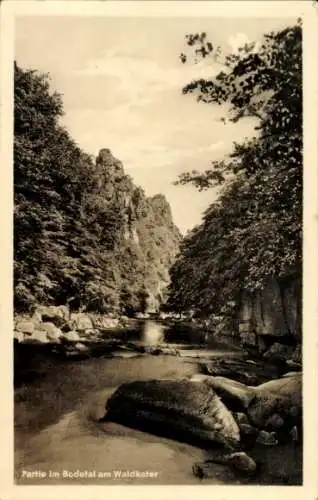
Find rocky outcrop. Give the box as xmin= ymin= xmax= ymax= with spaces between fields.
xmin=94 ymin=149 xmax=181 ymax=315
xmin=238 ymin=277 xmax=301 ymax=342
xmin=237 ymin=276 xmax=301 ymax=369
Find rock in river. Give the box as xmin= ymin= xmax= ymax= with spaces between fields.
xmin=16 ymin=320 xmax=36 ymax=335
xmin=248 ymin=373 xmax=302 ymax=428
xmin=234 ymin=412 xmax=250 ymax=425
xmin=62 ymin=331 xmax=81 ymax=342
xmin=103 ymin=380 xmax=241 ymax=449
xmin=193 ymin=452 xmax=257 ymax=477
xmin=39 ymin=322 xmax=62 ymax=342
xmin=194 ymin=375 xmax=255 ymax=411
xmin=256 ymin=430 xmax=278 ymax=446
xmin=192 ymin=372 xmax=302 ymax=437
xmin=264 ymin=413 xmax=285 ymax=430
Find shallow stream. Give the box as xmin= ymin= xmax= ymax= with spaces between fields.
xmin=14 ymin=321 xmax=302 ymax=485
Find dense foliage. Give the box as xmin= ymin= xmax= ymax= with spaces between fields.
xmin=14 ymin=62 xmax=180 ymax=314
xmin=167 ymin=22 xmax=302 ymax=317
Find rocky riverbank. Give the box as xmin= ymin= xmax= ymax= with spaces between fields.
xmin=14 ymin=305 xmax=135 ymax=344
xmin=100 ymin=373 xmax=302 ymax=481
xmin=171 ymin=314 xmax=302 ymax=373
xmin=14 ymin=305 xmax=186 ymax=349
xmin=14 ymin=305 xmax=302 ymax=370
xmin=14 ymin=312 xmax=302 ymax=486
xmin=14 ymin=305 xmax=302 ymax=392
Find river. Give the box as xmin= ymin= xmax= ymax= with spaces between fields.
xmin=14 ymin=320 xmax=302 ymax=485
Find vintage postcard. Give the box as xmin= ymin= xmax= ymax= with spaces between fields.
xmin=0 ymin=1 xmax=317 ymax=499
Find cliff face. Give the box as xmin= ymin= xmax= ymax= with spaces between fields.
xmin=233 ymin=276 xmax=301 ymax=370
xmin=94 ymin=149 xmax=181 ymax=314
xmin=238 ymin=276 xmax=301 ymax=344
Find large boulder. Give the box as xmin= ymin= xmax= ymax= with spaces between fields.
xmin=220 ymin=452 xmax=257 ymax=474
xmin=73 ymin=342 xmax=89 ymax=353
xmin=255 ymin=372 xmax=302 ymax=394
xmin=193 ymin=372 xmax=302 ymax=436
xmin=69 ymin=313 xmax=93 ymax=331
xmin=34 ymin=305 xmax=70 ymax=326
xmin=197 ymin=375 xmax=255 ymax=411
xmin=247 ymin=373 xmax=302 ymax=428
xmin=90 ymin=315 xmax=119 ymax=330
xmin=62 ymin=331 xmax=81 ymax=342
xmin=15 ymin=320 xmax=37 ymax=335
xmin=104 ymin=380 xmax=241 ymax=449
xmin=14 ymin=331 xmax=24 ymax=343
xmin=193 ymin=452 xmax=257 ymax=477
xmin=38 ymin=322 xmax=62 ymax=342
xmin=22 ymin=330 xmax=50 ymax=344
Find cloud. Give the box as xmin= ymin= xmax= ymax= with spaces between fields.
xmin=62 ymin=44 xmax=255 ymax=188
xmin=74 ymin=48 xmax=218 ymax=106
xmin=62 ymin=101 xmax=240 ymax=176
xmin=228 ymin=32 xmax=261 ymax=55
xmin=122 ymin=141 xmax=226 ymax=171
xmin=15 ymin=15 xmax=292 ymax=232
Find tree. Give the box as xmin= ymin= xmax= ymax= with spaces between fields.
xmin=14 ymin=63 xmax=125 ymax=312
xmin=167 ymin=21 xmax=302 ymax=317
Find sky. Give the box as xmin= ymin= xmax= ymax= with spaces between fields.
xmin=15 ymin=15 xmax=294 ymax=234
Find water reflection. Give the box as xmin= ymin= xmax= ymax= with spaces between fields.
xmin=141 ymin=321 xmax=166 ymax=345
xmin=140 ymin=320 xmax=207 ymax=346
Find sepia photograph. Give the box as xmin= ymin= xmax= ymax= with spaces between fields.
xmin=1 ymin=1 xmax=317 ymax=497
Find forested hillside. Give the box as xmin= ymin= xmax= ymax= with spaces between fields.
xmin=167 ymin=22 xmax=302 ymax=325
xmin=14 ymin=62 xmax=181 ymax=315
